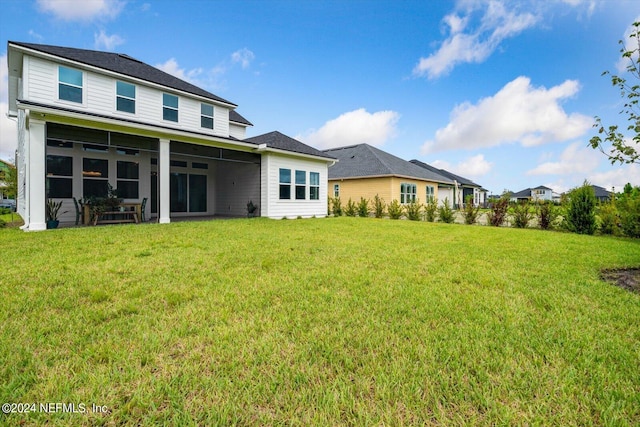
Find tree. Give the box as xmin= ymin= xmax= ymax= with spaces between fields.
xmin=589 ymin=21 xmax=640 ymax=164
xmin=565 ymin=181 xmax=597 ymax=235
xmin=0 ymin=162 xmax=17 ymax=200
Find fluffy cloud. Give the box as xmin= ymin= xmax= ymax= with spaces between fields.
xmin=231 ymin=48 xmax=255 ymax=69
xmin=526 ymin=142 xmax=601 ymax=175
xmin=413 ymin=1 xmax=539 ymax=79
xmin=94 ymin=30 xmax=125 ymax=51
xmin=0 ymin=54 xmax=18 ymax=161
xmin=297 ymin=109 xmax=400 ymax=150
xmin=421 ymin=76 xmax=592 ymax=154
xmin=432 ymin=154 xmax=493 ymax=178
xmin=589 ymin=164 xmax=640 ymax=192
xmin=155 ymin=58 xmax=204 ymax=84
xmin=616 ymin=17 xmax=640 ymax=73
xmin=37 ymin=0 xmax=125 ymax=22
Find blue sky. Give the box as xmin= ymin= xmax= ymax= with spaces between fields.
xmin=1 ymin=0 xmax=639 ymax=194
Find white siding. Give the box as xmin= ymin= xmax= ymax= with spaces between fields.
xmin=229 ymin=123 xmax=246 ymax=140
xmin=261 ymin=153 xmax=328 ymax=219
xmin=215 ymin=106 xmax=230 ymax=137
xmin=25 ymin=56 xmax=55 ymax=102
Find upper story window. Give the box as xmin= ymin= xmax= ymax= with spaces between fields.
xmin=334 ymin=184 xmax=340 ymax=198
xmin=116 ymin=81 xmax=136 ymax=114
xmin=163 ymin=93 xmax=179 ymax=122
xmin=58 ymin=66 xmax=83 ymax=103
xmin=400 ymin=183 xmax=417 ymax=204
xmin=201 ymin=104 xmax=214 ymax=129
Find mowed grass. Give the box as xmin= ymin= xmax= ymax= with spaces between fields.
xmin=1 ymin=217 xmax=639 ymax=426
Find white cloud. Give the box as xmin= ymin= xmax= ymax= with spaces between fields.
xmin=296 ymin=108 xmax=400 ymax=150
xmin=589 ymin=164 xmax=640 ymax=192
xmin=94 ymin=30 xmax=125 ymax=51
xmin=413 ymin=0 xmax=539 ymax=79
xmin=37 ymin=0 xmax=125 ymax=22
xmin=616 ymin=17 xmax=640 ymax=73
xmin=432 ymin=154 xmax=493 ymax=177
xmin=155 ymin=58 xmax=204 ymax=84
xmin=421 ymin=76 xmax=592 ymax=154
xmin=0 ymin=54 xmax=18 ymax=161
xmin=231 ymin=48 xmax=255 ymax=69
xmin=526 ymin=142 xmax=601 ymax=175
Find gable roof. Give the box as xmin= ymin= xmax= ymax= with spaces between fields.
xmin=409 ymin=159 xmax=482 ymax=188
xmin=592 ymin=185 xmax=612 ymax=199
xmin=323 ymin=144 xmax=453 ymax=184
xmin=511 ymin=188 xmax=533 ymax=198
xmin=244 ymin=131 xmax=335 ymax=160
xmin=10 ymin=41 xmax=238 ymax=108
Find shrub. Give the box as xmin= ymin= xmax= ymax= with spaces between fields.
xmin=537 ymin=201 xmax=559 ymax=231
xmin=512 ymin=201 xmax=533 ymax=228
xmin=357 ymin=197 xmax=370 ymax=218
xmin=619 ymin=195 xmax=640 ymax=238
xmin=487 ymin=195 xmax=509 ymax=227
xmin=0 ymin=207 xmax=11 ymax=215
xmin=437 ymin=198 xmax=455 ymax=223
xmin=565 ymin=181 xmax=597 ymax=235
xmin=387 ymin=199 xmax=403 ymax=219
xmin=373 ymin=194 xmax=386 ymax=218
xmin=404 ymin=200 xmax=423 ymax=221
xmin=597 ymin=201 xmax=620 ymax=235
xmin=463 ymin=195 xmax=481 ymax=225
xmin=331 ymin=197 xmax=343 ymax=217
xmin=424 ymin=198 xmax=437 ymax=222
xmin=344 ymin=198 xmax=357 ymax=217
xmin=0 ymin=218 xmax=5 ymax=228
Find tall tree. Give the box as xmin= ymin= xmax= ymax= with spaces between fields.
xmin=589 ymin=21 xmax=640 ymax=164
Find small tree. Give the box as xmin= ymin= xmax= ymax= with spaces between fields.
xmin=424 ymin=197 xmax=438 ymax=222
xmin=331 ymin=197 xmax=343 ymax=217
xmin=437 ymin=197 xmax=455 ymax=223
xmin=344 ymin=198 xmax=357 ymax=217
xmin=404 ymin=200 xmax=423 ymax=221
xmin=462 ymin=195 xmax=480 ymax=225
xmin=373 ymin=194 xmax=386 ymax=218
xmin=487 ymin=194 xmax=510 ymax=227
xmin=512 ymin=200 xmax=533 ymax=228
xmin=565 ymin=181 xmax=597 ymax=235
xmin=589 ymin=21 xmax=640 ymax=165
xmin=618 ymin=184 xmax=640 ymax=237
xmin=536 ymin=201 xmax=559 ymax=231
xmin=0 ymin=162 xmax=17 ymax=200
xmin=387 ymin=199 xmax=403 ymax=219
xmin=357 ymin=197 xmax=370 ymax=217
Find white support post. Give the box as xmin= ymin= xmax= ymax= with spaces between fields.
xmin=159 ymin=138 xmax=171 ymax=224
xmin=27 ymin=119 xmax=46 ymax=231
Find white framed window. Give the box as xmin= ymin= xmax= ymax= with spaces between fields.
xmin=426 ymin=185 xmax=435 ymax=202
xmin=116 ymin=81 xmax=136 ymax=114
xmin=58 ymin=66 xmax=83 ymax=103
xmin=279 ymin=168 xmax=291 ymax=200
xmin=163 ymin=93 xmax=179 ymax=122
xmin=400 ymin=183 xmax=417 ymax=204
xmin=295 ymin=170 xmax=306 ymax=200
xmin=201 ymin=104 xmax=214 ymax=129
xmin=310 ymin=172 xmax=320 ymax=200
xmin=334 ymin=184 xmax=340 ymax=198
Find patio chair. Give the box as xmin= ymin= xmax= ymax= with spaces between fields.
xmin=141 ymin=197 xmax=148 ymax=222
xmin=72 ymin=197 xmax=82 ymax=225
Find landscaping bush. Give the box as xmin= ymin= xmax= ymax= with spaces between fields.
xmin=512 ymin=200 xmax=533 ymax=228
xmin=387 ymin=199 xmax=403 ymax=219
xmin=619 ymin=196 xmax=640 ymax=238
xmin=537 ymin=201 xmax=559 ymax=231
xmin=331 ymin=197 xmax=343 ymax=217
xmin=487 ymin=195 xmax=510 ymax=227
xmin=597 ymin=200 xmax=620 ymax=235
xmin=344 ymin=198 xmax=357 ymax=217
xmin=404 ymin=200 xmax=423 ymax=221
xmin=357 ymin=197 xmax=370 ymax=218
xmin=424 ymin=198 xmax=437 ymax=222
xmin=565 ymin=181 xmax=597 ymax=235
xmin=463 ymin=195 xmax=480 ymax=225
xmin=373 ymin=194 xmax=386 ymax=218
xmin=0 ymin=218 xmax=5 ymax=228
xmin=437 ymin=198 xmax=455 ymax=223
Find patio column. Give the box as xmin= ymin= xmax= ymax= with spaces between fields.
xmin=158 ymin=138 xmax=171 ymax=224
xmin=27 ymin=118 xmax=46 ymax=231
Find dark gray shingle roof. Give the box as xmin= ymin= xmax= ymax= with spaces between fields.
xmin=11 ymin=41 xmax=237 ymax=107
xmin=323 ymin=144 xmax=453 ymax=183
xmin=244 ymin=131 xmax=335 ymax=160
xmin=409 ymin=159 xmax=481 ymax=187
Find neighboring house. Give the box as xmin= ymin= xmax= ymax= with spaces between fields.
xmin=592 ymin=185 xmax=612 ymax=202
xmin=510 ymin=186 xmax=554 ymax=202
xmin=323 ymin=144 xmax=454 ymax=206
xmin=7 ymin=41 xmax=334 ymax=230
xmin=410 ymin=159 xmax=488 ymax=208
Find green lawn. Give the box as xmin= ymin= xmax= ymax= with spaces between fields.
xmin=1 ymin=217 xmax=639 ymax=425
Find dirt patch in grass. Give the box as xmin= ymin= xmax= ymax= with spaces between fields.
xmin=601 ymin=268 xmax=640 ymax=294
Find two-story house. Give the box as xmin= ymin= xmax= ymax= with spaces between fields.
xmin=510 ymin=185 xmax=555 ymax=202
xmin=7 ymin=41 xmax=335 ymax=230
